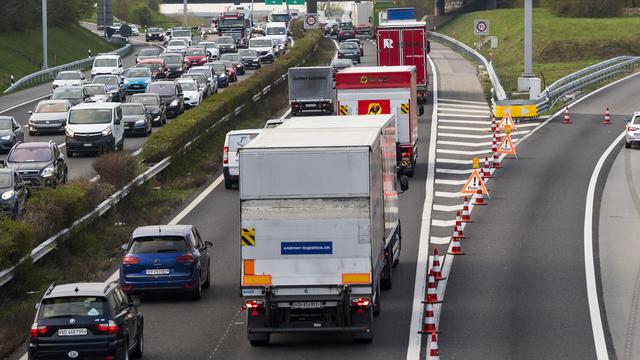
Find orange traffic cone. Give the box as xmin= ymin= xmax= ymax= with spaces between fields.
xmin=432 ymin=248 xmax=445 ymax=281
xmin=474 ymin=189 xmax=487 ymax=205
xmin=482 ymin=156 xmax=492 ymax=180
xmin=461 ymin=197 xmax=472 ymax=222
xmin=452 ymin=223 xmax=465 ymax=239
xmin=429 ymin=331 xmax=441 ymax=360
xmin=448 ymin=234 xmax=465 ymax=255
xmin=488 ymin=116 xmax=497 ymax=133
xmin=424 ymin=269 xmax=442 ymax=303
xmin=420 ymin=302 xmax=438 ymax=334
xmin=562 ymin=107 xmax=572 ymax=124
xmin=603 ymin=107 xmax=611 ymax=125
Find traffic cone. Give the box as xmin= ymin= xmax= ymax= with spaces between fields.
xmin=488 ymin=116 xmax=497 ymax=133
xmin=432 ymin=248 xmax=445 ymax=281
xmin=452 ymin=223 xmax=465 ymax=239
xmin=461 ymin=197 xmax=472 ymax=222
xmin=429 ymin=331 xmax=440 ymax=360
xmin=482 ymin=156 xmax=492 ymax=180
xmin=492 ymin=147 xmax=501 ymax=169
xmin=425 ymin=269 xmax=442 ymax=303
xmin=603 ymin=107 xmax=612 ymax=125
xmin=562 ymin=107 xmax=571 ymax=124
xmin=473 ymin=189 xmax=487 ymax=205
xmin=448 ymin=234 xmax=464 ymax=255
xmin=420 ymin=302 xmax=437 ymax=334
xmin=455 ymin=210 xmax=463 ymax=227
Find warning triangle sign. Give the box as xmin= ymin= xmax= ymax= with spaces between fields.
xmin=460 ymin=169 xmax=489 ymax=195
xmin=498 ymin=112 xmax=517 ymax=131
xmin=497 ymin=133 xmax=517 ymax=155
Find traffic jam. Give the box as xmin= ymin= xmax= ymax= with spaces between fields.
xmin=19 ymin=4 xmax=433 ymax=359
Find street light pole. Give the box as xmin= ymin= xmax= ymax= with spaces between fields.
xmin=183 ymin=0 xmax=188 ymax=27
xmin=42 ymin=0 xmax=48 ymax=69
xmin=523 ymin=0 xmax=533 ymax=77
xmin=103 ymin=0 xmax=107 ymax=37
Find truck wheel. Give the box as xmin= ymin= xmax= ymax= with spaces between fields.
xmin=380 ymin=251 xmax=393 ymax=290
xmin=224 ymin=176 xmax=233 ymax=189
xmin=248 ymin=332 xmax=270 ymax=346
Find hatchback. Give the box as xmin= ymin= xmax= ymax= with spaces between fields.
xmin=223 ymin=129 xmax=261 ymax=189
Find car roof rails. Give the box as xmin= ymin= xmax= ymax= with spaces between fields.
xmin=45 ymin=282 xmax=57 ymax=295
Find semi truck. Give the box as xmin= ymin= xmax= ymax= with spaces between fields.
xmin=239 ymin=115 xmax=406 ymax=345
xmin=218 ymin=11 xmax=250 ymax=48
xmin=336 ymin=66 xmax=420 ymax=176
xmin=376 ymin=20 xmax=430 ymax=105
xmin=288 ymin=67 xmax=334 ymax=115
xmin=351 ymin=2 xmax=373 ymax=35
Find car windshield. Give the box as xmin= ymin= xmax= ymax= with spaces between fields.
xmin=52 ymin=88 xmax=82 ymax=99
xmin=0 ymin=173 xmax=11 ymax=188
xmin=266 ymin=27 xmax=286 ymax=35
xmin=186 ymin=48 xmax=204 ymax=56
xmin=121 ymin=104 xmax=145 ymax=115
xmin=126 ymin=68 xmax=151 ymax=78
xmin=35 ymin=102 xmax=67 ymax=113
xmin=0 ymin=118 xmax=12 ymax=130
xmin=68 ymin=109 xmax=112 ymax=124
xmin=147 ymin=83 xmax=175 ymax=95
xmin=183 ymin=75 xmax=205 ymax=86
xmin=221 ymin=54 xmax=241 ymax=62
xmin=210 ymin=64 xmax=226 ymax=72
xmin=168 ymin=40 xmax=186 ymax=47
xmin=38 ymin=297 xmax=107 ymax=319
xmin=219 ymin=18 xmax=244 ymax=27
xmin=172 ymin=30 xmax=191 ymax=38
xmin=128 ymin=236 xmax=188 ymax=254
xmin=162 ymin=55 xmax=183 ymax=65
xmin=228 ymin=133 xmax=258 ymax=152
xmin=179 ymin=81 xmax=197 ymax=91
xmin=250 ymin=39 xmax=272 ymax=47
xmin=92 ymin=77 xmax=118 ymax=87
xmin=8 ymin=147 xmax=52 ymax=162
xmin=130 ymin=96 xmax=159 ymax=106
xmin=189 ymin=68 xmax=210 ymax=77
xmin=633 ymin=116 xmax=640 ymax=125
xmin=339 ymin=22 xmax=353 ymax=30
xmin=217 ymin=37 xmax=234 ymax=44
xmin=200 ymin=42 xmax=217 ymax=48
xmin=341 ymin=42 xmax=358 ymax=50
xmin=56 ymin=72 xmax=81 ymax=80
xmin=84 ymin=86 xmax=106 ymax=95
xmin=94 ymin=58 xmax=117 ymax=67
xmin=239 ymin=49 xmax=257 ymax=57
xmin=139 ymin=48 xmax=159 ymax=56
xmin=137 ymin=63 xmax=162 ymax=71
xmin=332 ymin=59 xmax=352 ymax=67
xmin=148 ymin=27 xmax=161 ymax=32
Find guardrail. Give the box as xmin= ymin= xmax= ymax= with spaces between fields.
xmin=3 ymin=37 xmax=132 ymax=94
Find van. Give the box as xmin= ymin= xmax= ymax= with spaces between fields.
xmin=171 ymin=28 xmax=193 ymax=46
xmin=91 ymin=54 xmax=124 ymax=78
xmin=223 ymin=129 xmax=261 ymax=189
xmin=65 ymin=102 xmax=125 ymax=157
xmin=264 ymin=22 xmax=289 ymax=54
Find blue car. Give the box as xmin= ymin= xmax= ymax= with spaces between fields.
xmin=123 ymin=67 xmax=153 ymax=94
xmin=120 ymin=225 xmax=212 ymax=300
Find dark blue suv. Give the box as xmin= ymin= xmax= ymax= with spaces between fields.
xmin=120 ymin=225 xmax=212 ymax=300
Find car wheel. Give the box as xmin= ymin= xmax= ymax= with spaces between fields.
xmin=626 ymin=141 xmax=632 ymax=149
xmin=62 ymin=167 xmax=68 ymax=184
xmin=224 ymin=176 xmax=232 ymax=189
xmin=131 ymin=326 xmax=143 ymax=358
xmin=192 ymin=276 xmax=202 ymax=300
xmin=203 ymin=262 xmax=211 ymax=289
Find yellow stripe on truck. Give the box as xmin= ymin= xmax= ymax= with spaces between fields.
xmin=342 ymin=273 xmax=371 ymax=285
xmin=243 ymin=274 xmax=272 ymax=286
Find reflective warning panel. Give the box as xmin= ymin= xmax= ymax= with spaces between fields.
xmin=339 ymin=105 xmax=349 ymax=116
xmin=495 ymin=104 xmax=537 ymax=118
xmin=357 ymin=99 xmax=391 ymax=115
xmin=400 ymin=103 xmax=409 ymax=114
xmin=241 ymin=228 xmax=255 ymax=247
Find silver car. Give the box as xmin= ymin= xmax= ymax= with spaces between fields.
xmin=28 ymin=100 xmax=71 ymax=135
xmin=625 ymin=112 xmax=640 ymax=148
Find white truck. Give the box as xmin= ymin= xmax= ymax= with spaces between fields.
xmin=288 ymin=67 xmax=335 ymax=115
xmin=239 ymin=115 xmax=407 ymax=345
xmin=351 ymin=1 xmax=373 ymax=35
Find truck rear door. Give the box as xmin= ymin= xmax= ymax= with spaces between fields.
xmin=401 ymin=28 xmax=427 ymax=87
xmin=377 ymin=29 xmax=400 ymax=66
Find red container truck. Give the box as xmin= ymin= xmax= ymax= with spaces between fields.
xmin=376 ymin=21 xmax=430 ymax=107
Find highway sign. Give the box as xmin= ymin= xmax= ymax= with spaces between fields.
xmin=286 ymin=0 xmax=305 ymax=4
xmin=495 ymin=104 xmax=537 ymax=118
xmin=265 ymin=0 xmax=283 ymax=4
xmin=304 ymin=13 xmax=319 ymax=30
xmin=474 ymin=19 xmax=489 ymax=36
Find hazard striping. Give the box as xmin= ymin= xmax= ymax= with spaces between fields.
xmin=436 ymin=168 xmax=475 ymax=175
xmin=435 ymin=191 xmax=465 ymax=198
xmin=241 ymin=228 xmax=255 ymax=246
xmin=339 ymin=104 xmax=349 ymax=115
xmin=432 ymin=219 xmax=457 ymax=227
xmin=438 ymin=107 xmax=491 ymax=114
xmin=400 ymin=103 xmax=410 ymax=114
xmin=439 ymin=98 xmax=487 ymax=105
xmin=438 ymin=113 xmax=489 ymax=118
xmin=437 ymin=148 xmax=492 ymax=156
xmin=433 ymin=204 xmax=463 ymax=212
xmin=439 ymin=131 xmax=530 ymax=139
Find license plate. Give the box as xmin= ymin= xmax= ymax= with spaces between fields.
xmin=83 ymin=143 xmax=92 ymax=147
xmin=291 ymin=301 xmax=323 ymax=309
xmin=304 ymin=103 xmax=317 ymax=108
xmin=146 ymin=269 xmax=170 ymax=275
xmin=58 ymin=328 xmax=87 ymax=336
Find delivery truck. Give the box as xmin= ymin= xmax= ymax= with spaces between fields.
xmin=239 ymin=115 xmax=406 ymax=345
xmin=351 ymin=2 xmax=373 ymax=35
xmin=336 ymin=66 xmax=420 ymax=176
xmin=376 ymin=21 xmax=430 ymax=105
xmin=288 ymin=67 xmax=335 ymax=115
xmin=386 ymin=7 xmax=416 ymax=21
xmin=373 ymin=0 xmax=396 ymax=31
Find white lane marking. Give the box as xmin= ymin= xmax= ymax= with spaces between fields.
xmin=432 ymin=219 xmax=455 ymax=227
xmin=131 ymin=148 xmax=143 ymax=157
xmin=439 ymin=131 xmax=530 ymax=139
xmin=0 ymin=94 xmax=50 ymax=114
xmin=436 ymin=168 xmax=475 ymax=175
xmin=435 ymin=179 xmax=467 ymax=186
xmin=438 ymin=103 xmax=490 ymax=110
xmin=585 ymin=131 xmax=624 ymax=360
xmin=437 ymin=148 xmax=491 ymax=156
xmin=58 ymin=143 xmax=66 ymax=148
xmin=436 ymin=158 xmax=483 ymax=165
xmin=405 ymin=54 xmax=438 ymax=360
xmin=439 ymin=98 xmax=487 ymax=105
xmin=280 ymin=107 xmax=292 ymax=119
xmin=430 ymin=236 xmax=451 ymax=245
xmin=433 ymin=204 xmax=463 ymax=212
xmin=438 ymin=125 xmax=491 ymax=132
xmin=439 ymin=119 xmax=491 ymax=125
xmin=435 ymin=191 xmax=463 ymax=198
xmin=208 ymin=309 xmax=243 ymax=360
xmin=438 ymin=113 xmax=488 ymax=118
xmin=169 ymin=174 xmax=224 ymax=225
xmin=438 ymin=107 xmax=491 ymax=114
xmin=438 ymin=140 xmax=493 ymax=147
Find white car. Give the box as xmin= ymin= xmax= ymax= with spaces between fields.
xmin=248 ymin=38 xmax=276 ymax=63
xmin=82 ymin=84 xmax=112 ymax=103
xmin=91 ymin=54 xmax=124 ymax=78
xmin=166 ymin=39 xmax=188 ymax=54
xmin=130 ymin=25 xmax=140 ymax=36
xmin=198 ymin=41 xmax=220 ymax=61
xmin=52 ymin=70 xmax=86 ymax=90
xmin=264 ymin=22 xmax=288 ymax=55
xmin=223 ymin=129 xmax=262 ymax=189
xmin=177 ymin=79 xmax=203 ymax=109
xmin=625 ymin=112 xmax=640 ymax=148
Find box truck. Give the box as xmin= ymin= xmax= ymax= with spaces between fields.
xmin=351 ymin=2 xmax=373 ymax=35
xmin=373 ymin=0 xmax=396 ymax=30
xmin=239 ymin=115 xmax=406 ymax=345
xmin=376 ymin=21 xmax=430 ymax=105
xmin=335 ymin=66 xmax=420 ymax=176
xmin=288 ymin=67 xmax=335 ymax=115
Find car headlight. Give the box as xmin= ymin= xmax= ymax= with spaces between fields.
xmin=91 ymin=69 xmax=97 ymax=75
xmin=65 ymin=127 xmax=74 ymax=137
xmin=41 ymin=167 xmax=55 ymax=177
xmin=253 ymin=58 xmax=259 ymax=62
xmin=124 ymin=79 xmax=130 ymax=85
xmin=0 ymin=135 xmax=11 ymax=140
xmin=145 ymin=79 xmax=151 ymax=84
xmin=111 ymin=69 xmax=119 ymax=74
xmin=170 ymin=99 xmax=179 ymax=107
xmin=135 ymin=119 xmax=146 ymax=125
xmin=1 ymin=190 xmax=14 ymax=201
xmin=101 ymin=128 xmax=112 ymax=136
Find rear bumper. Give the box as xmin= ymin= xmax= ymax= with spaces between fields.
xmin=223 ymin=167 xmax=239 ymax=183
xmin=121 ymin=276 xmax=196 ymax=293
xmin=28 ymin=339 xmax=121 ymax=359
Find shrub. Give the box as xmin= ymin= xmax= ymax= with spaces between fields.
xmin=92 ymin=152 xmax=140 ymax=188
xmin=0 ymin=218 xmax=33 ymax=268
xmin=542 ymin=0 xmax=624 ymax=17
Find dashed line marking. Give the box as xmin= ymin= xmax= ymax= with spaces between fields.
xmin=435 ymin=191 xmax=464 ymax=198
xmin=439 ymin=119 xmax=491 ymax=125
xmin=430 ymin=236 xmax=451 ymax=245
xmin=436 ymin=168 xmax=475 ymax=175
xmin=209 ymin=309 xmax=242 ymax=360
xmin=435 ymin=179 xmax=467 ymax=186
xmin=436 ymin=148 xmax=491 ymax=156
xmin=438 ymin=113 xmax=489 ymax=118
xmin=432 ymin=219 xmax=456 ymax=227
xmin=433 ymin=204 xmax=463 ymax=212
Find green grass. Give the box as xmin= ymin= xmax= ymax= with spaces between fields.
xmin=438 ymin=8 xmax=640 ymax=93
xmin=0 ymin=23 xmax=118 ymax=91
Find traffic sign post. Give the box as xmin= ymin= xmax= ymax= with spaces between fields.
xmin=474 ymin=19 xmax=489 ymax=36
xmin=304 ymin=13 xmax=319 ymax=30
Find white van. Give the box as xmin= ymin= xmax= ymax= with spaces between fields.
xmin=171 ymin=28 xmax=193 ymax=46
xmin=223 ymin=129 xmax=261 ymax=189
xmin=264 ymin=22 xmax=288 ymax=54
xmin=91 ymin=54 xmax=124 ymax=78
xmin=65 ymin=102 xmax=125 ymax=157
xmin=248 ymin=38 xmax=276 ymax=63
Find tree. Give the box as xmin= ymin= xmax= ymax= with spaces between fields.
xmin=542 ymin=0 xmax=625 ymax=17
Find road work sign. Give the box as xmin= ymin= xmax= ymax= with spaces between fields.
xmin=495 ymin=104 xmax=537 ymax=118
xmin=498 ymin=112 xmax=517 ymax=131
xmin=498 ymin=134 xmax=518 ymax=157
xmin=461 ymin=169 xmax=488 ymax=195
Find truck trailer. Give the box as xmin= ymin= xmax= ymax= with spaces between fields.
xmin=351 ymin=1 xmax=373 ymax=35
xmin=239 ymin=115 xmax=404 ymax=345
xmin=336 ymin=66 xmax=420 ymax=176
xmin=288 ymin=67 xmax=335 ymax=115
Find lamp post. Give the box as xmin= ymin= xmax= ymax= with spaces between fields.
xmin=42 ymin=0 xmax=48 ymax=69
xmin=184 ymin=0 xmax=188 ymax=27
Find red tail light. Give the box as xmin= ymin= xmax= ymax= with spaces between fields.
xmin=350 ymin=31 xmax=355 ymax=36
xmin=401 ymin=146 xmax=413 ymax=159
xmin=176 ymin=253 xmax=195 ymax=263
xmin=321 ymin=102 xmax=328 ymax=108
xmin=292 ymin=102 xmax=300 ymax=109
xmin=96 ymin=320 xmax=118 ymax=334
xmin=122 ymin=255 xmax=140 ymax=265
xmin=628 ymin=126 xmax=638 ymax=132
xmin=351 ymin=297 xmax=371 ymax=307
xmin=244 ymin=299 xmax=264 ymax=309
xmin=223 ymin=146 xmax=229 ymax=164
xmin=339 ymin=31 xmax=344 ymax=35
xmin=30 ymin=323 xmax=48 ymax=337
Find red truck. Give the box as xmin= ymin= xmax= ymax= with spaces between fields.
xmin=218 ymin=11 xmax=250 ymax=48
xmin=376 ymin=21 xmax=430 ymax=109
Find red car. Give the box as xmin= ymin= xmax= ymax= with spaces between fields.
xmin=135 ymin=58 xmax=168 ymax=79
xmin=220 ymin=61 xmax=238 ymax=82
xmin=183 ymin=47 xmax=208 ymax=68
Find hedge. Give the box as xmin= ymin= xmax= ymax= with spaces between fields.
xmin=0 ymin=218 xmax=33 ymax=269
xmin=140 ymin=29 xmax=324 ymax=162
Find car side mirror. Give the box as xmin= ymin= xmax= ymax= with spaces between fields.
xmin=205 ymin=240 xmax=213 ymax=248
xmin=399 ymin=175 xmax=409 ymax=192
xmin=624 ymin=117 xmax=630 ymax=123
xmin=115 ymin=119 xmax=121 ymax=125
xmin=28 ymin=110 xmax=33 ymax=115
xmin=131 ymin=295 xmax=141 ymax=307
xmin=35 ymin=303 xmax=40 ymax=310
xmin=121 ymin=243 xmax=128 ymax=250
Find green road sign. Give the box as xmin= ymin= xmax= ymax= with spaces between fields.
xmin=265 ymin=0 xmax=283 ymax=4
xmin=286 ymin=0 xmax=305 ymax=5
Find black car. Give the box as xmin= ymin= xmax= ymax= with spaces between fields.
xmin=345 ymin=38 xmax=364 ymax=56
xmin=127 ymin=94 xmax=167 ymax=126
xmin=28 ymin=281 xmax=143 ymax=360
xmin=0 ymin=166 xmax=28 ymax=219
xmin=146 ymin=81 xmax=184 ymax=118
xmin=337 ymin=22 xmax=355 ymax=42
xmin=237 ymin=49 xmax=262 ymax=69
xmin=121 ymin=103 xmax=152 ymax=136
xmin=160 ymin=52 xmax=187 ymax=78
xmin=92 ymin=75 xmax=126 ymax=102
xmin=338 ymin=41 xmax=361 ymax=63
xmin=216 ymin=36 xmax=237 ymax=53
xmin=6 ymin=141 xmax=67 ymax=188
xmin=145 ymin=26 xmax=164 ymax=41
xmin=0 ymin=116 xmax=24 ymax=153
xmin=50 ymin=86 xmax=87 ymax=106
xmin=220 ymin=53 xmax=246 ymax=75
